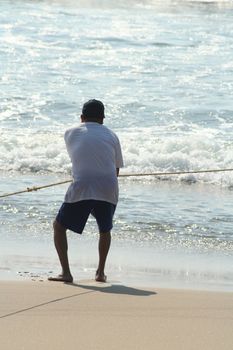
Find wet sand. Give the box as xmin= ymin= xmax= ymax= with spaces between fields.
xmin=0 ymin=280 xmax=232 ymax=350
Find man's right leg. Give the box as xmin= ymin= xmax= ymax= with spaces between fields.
xmin=93 ymin=201 xmax=116 ymax=283
xmin=95 ymin=232 xmax=111 ymax=282
xmin=48 ymin=220 xmax=73 ymax=283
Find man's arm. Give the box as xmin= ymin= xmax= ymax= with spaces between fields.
xmin=116 ymin=168 xmax=120 ymax=177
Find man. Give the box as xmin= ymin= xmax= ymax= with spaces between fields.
xmin=48 ymin=99 xmax=123 ymax=283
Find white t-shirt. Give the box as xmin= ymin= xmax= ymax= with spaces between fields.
xmin=64 ymin=122 xmax=124 ymax=205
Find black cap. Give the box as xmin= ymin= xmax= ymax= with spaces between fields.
xmin=82 ymin=99 xmax=105 ymax=119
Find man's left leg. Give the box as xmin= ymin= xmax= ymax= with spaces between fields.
xmin=95 ymin=232 xmax=111 ymax=282
xmin=48 ymin=220 xmax=73 ymax=283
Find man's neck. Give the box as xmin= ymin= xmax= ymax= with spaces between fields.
xmin=82 ymin=119 xmax=103 ymax=125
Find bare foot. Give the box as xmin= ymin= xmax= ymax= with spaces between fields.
xmin=48 ymin=274 xmax=73 ymax=283
xmin=95 ymin=271 xmax=107 ymax=283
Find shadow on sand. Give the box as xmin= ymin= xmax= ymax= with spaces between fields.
xmin=68 ymin=282 xmax=157 ymax=297
xmin=0 ymin=282 xmax=156 ymax=319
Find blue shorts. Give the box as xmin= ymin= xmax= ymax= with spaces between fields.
xmin=56 ymin=200 xmax=116 ymax=234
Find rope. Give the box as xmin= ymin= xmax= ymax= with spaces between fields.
xmin=119 ymin=168 xmax=233 ymax=177
xmin=1 ymin=168 xmax=233 ymax=199
xmin=0 ymin=180 xmax=72 ymax=199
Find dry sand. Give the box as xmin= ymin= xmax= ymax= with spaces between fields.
xmin=0 ymin=280 xmax=232 ymax=350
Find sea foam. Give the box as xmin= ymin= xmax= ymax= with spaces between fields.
xmin=1 ymin=126 xmax=233 ymax=187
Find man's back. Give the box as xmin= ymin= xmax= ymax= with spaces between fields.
xmin=64 ymin=122 xmax=123 ymax=205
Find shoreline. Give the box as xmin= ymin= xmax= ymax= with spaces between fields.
xmin=1 ymin=235 xmax=233 ymax=293
xmin=0 ymin=280 xmax=232 ymax=350
xmin=1 ymin=236 xmax=232 ymax=293
xmin=0 ymin=268 xmax=232 ymax=294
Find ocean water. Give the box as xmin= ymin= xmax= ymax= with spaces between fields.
xmin=1 ymin=0 xmax=233 ymax=291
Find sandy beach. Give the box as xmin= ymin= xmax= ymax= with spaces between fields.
xmin=0 ymin=280 xmax=232 ymax=350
